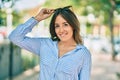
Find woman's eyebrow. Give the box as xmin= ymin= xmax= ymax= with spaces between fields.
xmin=55 ymin=22 xmax=68 ymax=24
xmin=63 ymin=22 xmax=68 ymax=24
xmin=55 ymin=23 xmax=58 ymax=25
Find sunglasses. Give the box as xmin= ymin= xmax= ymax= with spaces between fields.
xmin=54 ymin=6 xmax=72 ymax=12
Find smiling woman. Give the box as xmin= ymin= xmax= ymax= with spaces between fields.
xmin=8 ymin=6 xmax=91 ymax=80
xmin=50 ymin=6 xmax=82 ymax=44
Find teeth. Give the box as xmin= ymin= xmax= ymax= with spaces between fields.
xmin=60 ymin=33 xmax=66 ymax=37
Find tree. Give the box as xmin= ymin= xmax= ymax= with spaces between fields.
xmin=89 ymin=0 xmax=120 ymax=60
xmin=78 ymin=0 xmax=120 ymax=60
xmin=0 ymin=0 xmax=23 ymax=27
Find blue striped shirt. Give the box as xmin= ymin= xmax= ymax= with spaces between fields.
xmin=9 ymin=17 xmax=91 ymax=80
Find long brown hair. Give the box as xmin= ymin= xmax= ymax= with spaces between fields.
xmin=49 ymin=6 xmax=83 ymax=44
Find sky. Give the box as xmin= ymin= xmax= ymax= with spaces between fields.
xmin=13 ymin=0 xmax=46 ymax=10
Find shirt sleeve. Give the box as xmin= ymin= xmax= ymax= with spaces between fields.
xmin=8 ymin=17 xmax=41 ymax=55
xmin=78 ymin=47 xmax=92 ymax=80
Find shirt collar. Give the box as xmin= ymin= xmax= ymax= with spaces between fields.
xmin=76 ymin=44 xmax=84 ymax=50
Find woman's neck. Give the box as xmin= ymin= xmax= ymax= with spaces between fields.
xmin=58 ymin=39 xmax=77 ymax=47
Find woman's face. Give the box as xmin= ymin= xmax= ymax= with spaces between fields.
xmin=55 ymin=15 xmax=74 ymax=42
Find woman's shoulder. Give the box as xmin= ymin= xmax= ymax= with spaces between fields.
xmin=76 ymin=44 xmax=91 ymax=57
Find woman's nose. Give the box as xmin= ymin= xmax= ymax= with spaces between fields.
xmin=59 ymin=27 xmax=64 ymax=33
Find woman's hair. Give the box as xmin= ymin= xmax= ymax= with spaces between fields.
xmin=49 ymin=6 xmax=83 ymax=44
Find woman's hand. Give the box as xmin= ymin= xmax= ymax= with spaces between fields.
xmin=35 ymin=8 xmax=54 ymax=21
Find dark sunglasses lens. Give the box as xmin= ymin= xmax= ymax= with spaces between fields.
xmin=54 ymin=6 xmax=72 ymax=12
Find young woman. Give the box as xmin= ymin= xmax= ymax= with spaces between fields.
xmin=9 ymin=6 xmax=91 ymax=80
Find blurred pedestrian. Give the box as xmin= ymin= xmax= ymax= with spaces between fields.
xmin=9 ymin=6 xmax=91 ymax=80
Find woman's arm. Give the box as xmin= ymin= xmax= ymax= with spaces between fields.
xmin=9 ymin=18 xmax=41 ymax=55
xmin=8 ymin=8 xmax=54 ymax=55
xmin=78 ymin=48 xmax=92 ymax=80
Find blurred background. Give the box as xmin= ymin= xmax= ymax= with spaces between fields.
xmin=0 ymin=0 xmax=120 ymax=80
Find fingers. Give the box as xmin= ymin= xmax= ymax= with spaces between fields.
xmin=43 ymin=9 xmax=54 ymax=14
xmin=35 ymin=8 xmax=54 ymax=21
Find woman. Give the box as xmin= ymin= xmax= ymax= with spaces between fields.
xmin=9 ymin=6 xmax=91 ymax=80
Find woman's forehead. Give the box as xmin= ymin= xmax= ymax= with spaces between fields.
xmin=55 ymin=15 xmax=67 ymax=23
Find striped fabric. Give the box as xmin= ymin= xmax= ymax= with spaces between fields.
xmin=9 ymin=17 xmax=91 ymax=80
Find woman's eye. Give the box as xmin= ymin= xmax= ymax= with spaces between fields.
xmin=64 ymin=23 xmax=69 ymax=26
xmin=55 ymin=25 xmax=59 ymax=28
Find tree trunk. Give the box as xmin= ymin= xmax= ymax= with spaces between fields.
xmin=109 ymin=0 xmax=116 ymax=60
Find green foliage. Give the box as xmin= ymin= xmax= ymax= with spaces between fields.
xmin=0 ymin=9 xmax=23 ymax=27
xmin=44 ymin=0 xmax=73 ymax=8
xmin=0 ymin=10 xmax=6 ymax=26
xmin=115 ymin=0 xmax=120 ymax=7
xmin=0 ymin=0 xmax=23 ymax=27
xmin=21 ymin=54 xmax=39 ymax=71
xmin=116 ymin=72 xmax=120 ymax=80
xmin=86 ymin=22 xmax=92 ymax=34
xmin=116 ymin=8 xmax=120 ymax=13
xmin=2 ymin=0 xmax=11 ymax=2
xmin=12 ymin=10 xmax=23 ymax=27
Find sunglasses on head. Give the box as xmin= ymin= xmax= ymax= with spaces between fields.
xmin=54 ymin=6 xmax=72 ymax=12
